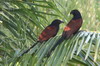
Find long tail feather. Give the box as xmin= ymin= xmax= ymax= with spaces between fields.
xmin=47 ymin=37 xmax=65 ymax=57
xmin=21 ymin=41 xmax=38 ymax=56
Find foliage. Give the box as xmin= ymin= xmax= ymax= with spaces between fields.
xmin=0 ymin=0 xmax=100 ymax=66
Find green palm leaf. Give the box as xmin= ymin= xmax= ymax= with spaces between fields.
xmin=0 ymin=0 xmax=100 ymax=66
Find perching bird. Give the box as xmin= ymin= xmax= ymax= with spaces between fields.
xmin=47 ymin=9 xmax=83 ymax=57
xmin=21 ymin=19 xmax=63 ymax=56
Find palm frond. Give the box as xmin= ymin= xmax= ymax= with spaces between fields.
xmin=13 ymin=31 xmax=100 ymax=66
xmin=0 ymin=0 xmax=100 ymax=66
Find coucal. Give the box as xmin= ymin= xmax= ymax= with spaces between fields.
xmin=21 ymin=19 xmax=63 ymax=56
xmin=47 ymin=9 xmax=83 ymax=57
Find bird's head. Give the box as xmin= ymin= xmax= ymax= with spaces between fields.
xmin=70 ymin=9 xmax=82 ymax=19
xmin=51 ymin=19 xmax=64 ymax=25
xmin=70 ymin=9 xmax=81 ymax=15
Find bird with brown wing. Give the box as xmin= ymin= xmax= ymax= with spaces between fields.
xmin=21 ymin=19 xmax=63 ymax=56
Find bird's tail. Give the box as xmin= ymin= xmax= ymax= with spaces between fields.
xmin=21 ymin=41 xmax=39 ymax=56
xmin=47 ymin=36 xmax=65 ymax=57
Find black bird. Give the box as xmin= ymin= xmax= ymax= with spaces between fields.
xmin=21 ymin=19 xmax=63 ymax=56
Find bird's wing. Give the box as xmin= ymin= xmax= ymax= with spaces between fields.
xmin=62 ymin=18 xmax=82 ymax=38
xmin=38 ymin=26 xmax=58 ymax=42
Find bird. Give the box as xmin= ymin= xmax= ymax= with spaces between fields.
xmin=47 ymin=9 xmax=83 ymax=57
xmin=21 ymin=19 xmax=63 ymax=56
